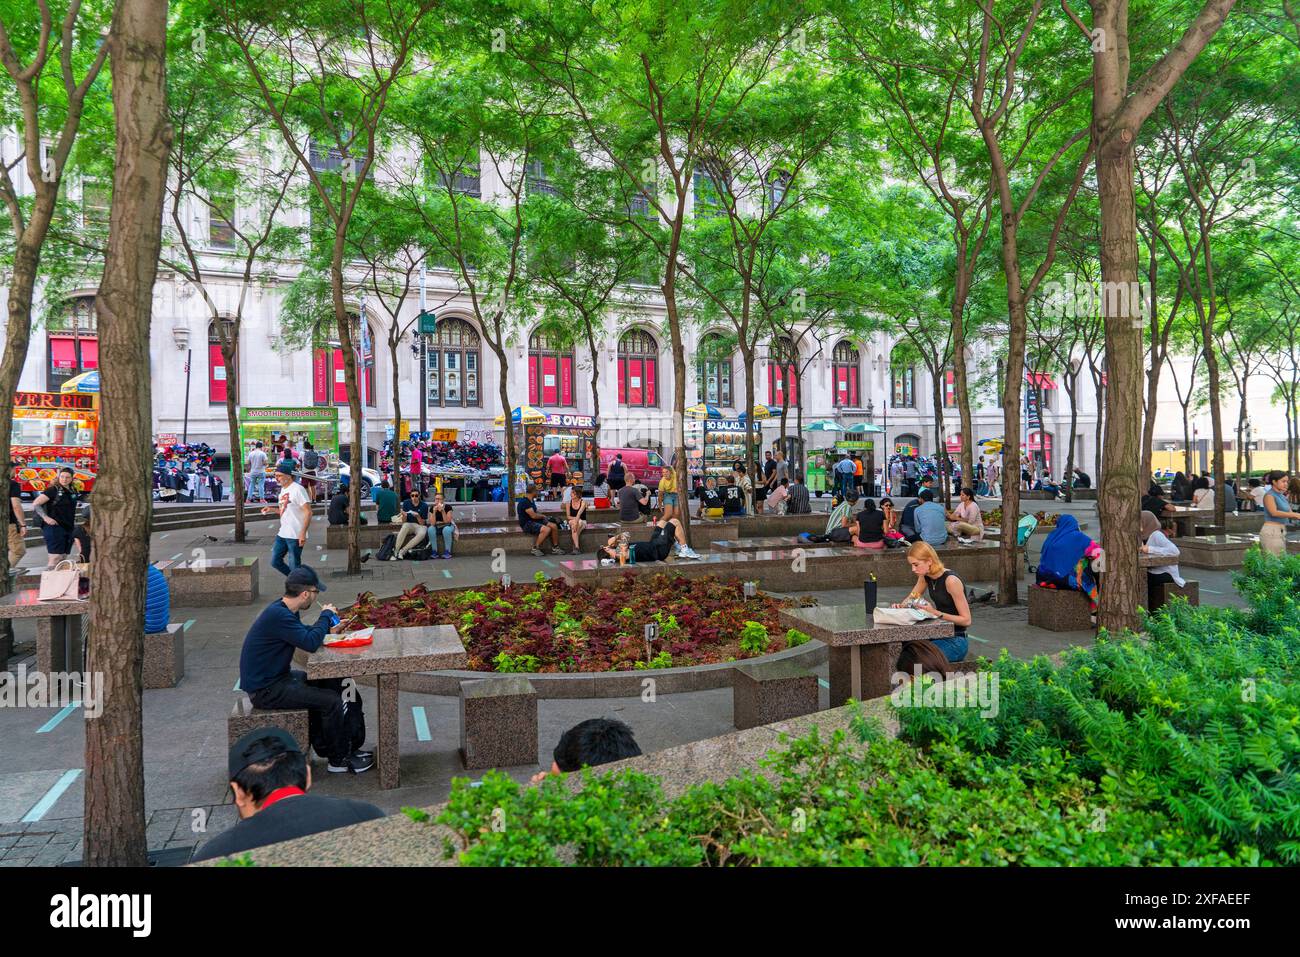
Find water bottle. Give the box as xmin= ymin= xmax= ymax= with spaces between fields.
xmin=472 ymin=507 xmax=478 ymax=522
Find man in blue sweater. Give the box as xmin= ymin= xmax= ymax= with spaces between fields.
xmin=238 ymin=567 xmax=373 ymax=774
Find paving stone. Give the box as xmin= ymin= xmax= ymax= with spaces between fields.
xmin=0 ymin=858 xmax=33 ymax=867
xmin=148 ymin=808 xmax=183 ymax=829
xmin=0 ymin=836 xmax=17 ymax=849
xmin=46 ymin=832 xmax=77 ymax=845
xmin=30 ymin=844 xmax=73 ymax=866
xmin=14 ymin=834 xmax=51 ymax=848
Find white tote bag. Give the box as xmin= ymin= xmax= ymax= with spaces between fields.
xmin=39 ymin=560 xmax=82 ymax=602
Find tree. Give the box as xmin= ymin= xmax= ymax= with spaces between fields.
xmin=83 ymin=0 xmax=171 ymax=868
xmin=162 ymin=29 xmax=296 ymax=541
xmin=214 ymin=0 xmax=439 ymax=574
xmin=0 ymin=0 xmax=109 ymax=589
xmin=1081 ymin=0 xmax=1237 ymax=632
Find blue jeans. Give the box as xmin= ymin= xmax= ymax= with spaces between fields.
xmin=835 ymin=472 xmax=854 ymax=498
xmin=271 ymin=536 xmax=303 ymax=576
xmin=932 ymin=635 xmax=968 ymax=663
xmin=433 ymin=525 xmax=454 ymax=555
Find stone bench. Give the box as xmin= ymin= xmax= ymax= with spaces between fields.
xmin=164 ymin=556 xmax=259 ymax=607
xmin=143 ymin=623 xmax=185 ymax=690
xmin=1070 ymin=488 xmax=1098 ymax=500
xmin=712 ymin=536 xmax=845 ymax=552
xmin=227 ymin=695 xmax=309 ymax=752
xmin=459 ymin=676 xmax=538 ymax=769
xmin=735 ymin=513 xmax=829 ymax=537
xmin=732 ymin=660 xmax=819 ymax=730
xmin=1027 ymin=584 xmax=1093 ymax=632
xmin=561 ymin=540 xmax=1003 ymax=592
xmin=1150 ymin=580 xmax=1200 ymax=612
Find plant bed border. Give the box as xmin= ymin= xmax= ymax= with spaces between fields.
xmin=330 ymin=580 xmax=829 ymax=699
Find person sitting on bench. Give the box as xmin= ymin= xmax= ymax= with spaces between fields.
xmin=1139 ymin=510 xmax=1184 ymax=609
xmin=327 ymin=479 xmax=367 ymax=527
xmin=597 ymin=516 xmax=700 ymax=565
xmin=892 ymin=541 xmax=972 ymax=663
xmin=720 ymin=475 xmax=746 ymax=517
xmin=145 ymin=562 xmax=170 ymax=634
xmin=696 ymin=476 xmax=724 ymax=519
xmin=429 ymin=492 xmax=457 ymax=559
xmin=238 ymin=567 xmax=373 ymax=775
xmin=392 ymin=487 xmax=429 ymax=560
xmin=1035 ymin=513 xmax=1101 ymax=620
xmin=191 ymin=728 xmax=384 ymax=862
xmin=517 ymin=482 xmax=564 ymax=556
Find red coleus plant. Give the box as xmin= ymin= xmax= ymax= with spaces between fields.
xmin=340 ymin=575 xmax=814 ymax=673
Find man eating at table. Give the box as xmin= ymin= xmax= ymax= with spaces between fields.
xmin=238 ymin=566 xmax=374 ymax=775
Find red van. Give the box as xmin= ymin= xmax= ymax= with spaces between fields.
xmin=598 ymin=447 xmax=668 ymax=490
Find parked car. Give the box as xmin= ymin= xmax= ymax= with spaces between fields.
xmin=598 ymin=447 xmax=668 ymax=490
xmin=337 ymin=463 xmax=381 ymax=494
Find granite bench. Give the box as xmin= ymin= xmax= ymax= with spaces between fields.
xmin=561 ymin=541 xmax=1003 ymax=591
xmin=228 ymin=695 xmax=309 ymax=752
xmin=1149 ymin=580 xmax=1200 ymax=612
xmin=1027 ymin=584 xmax=1093 ymax=631
xmin=732 ymin=659 xmax=820 ymax=730
xmin=143 ymin=623 xmax=185 ymax=690
xmin=459 ymin=676 xmax=538 ymax=769
xmin=165 ymin=556 xmax=260 ymax=607
xmin=711 ymin=536 xmax=845 ymax=552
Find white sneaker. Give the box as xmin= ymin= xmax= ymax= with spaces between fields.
xmin=600 ymin=558 xmax=615 ymax=566
xmin=679 ymin=546 xmax=702 ymax=560
xmin=958 ymin=537 xmax=973 ymax=545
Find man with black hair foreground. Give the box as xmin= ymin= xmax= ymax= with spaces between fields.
xmin=191 ymin=729 xmax=384 ymax=863
xmin=529 ymin=718 xmax=642 ymax=785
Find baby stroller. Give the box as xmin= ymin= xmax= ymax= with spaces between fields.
xmin=1016 ymin=513 xmax=1039 ymax=574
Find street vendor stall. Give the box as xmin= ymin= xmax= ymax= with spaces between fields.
xmin=835 ymin=439 xmax=877 ymax=495
xmin=685 ymin=418 xmax=763 ymax=481
xmin=11 ymin=391 xmax=99 ymax=493
xmin=237 ymin=406 xmax=340 ymax=501
xmin=508 ymin=412 xmax=598 ymax=493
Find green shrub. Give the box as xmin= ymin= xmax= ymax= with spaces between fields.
xmin=785 ymin=628 xmax=811 ymax=648
xmin=634 ymin=651 xmax=673 ymax=670
xmin=738 ymin=621 xmax=770 ymax=656
xmin=492 ymin=651 xmax=539 ymax=673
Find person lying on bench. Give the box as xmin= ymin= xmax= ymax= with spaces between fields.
xmin=517 ymin=482 xmax=564 ymax=556
xmin=191 ymin=728 xmax=384 ymax=863
xmin=529 ymin=718 xmax=642 ymax=785
xmin=597 ymin=517 xmax=701 ymax=565
xmin=238 ymin=567 xmax=374 ymax=775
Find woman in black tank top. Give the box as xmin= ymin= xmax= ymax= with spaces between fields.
xmin=895 ymin=542 xmax=972 ymax=663
xmin=564 ymin=484 xmax=588 ymax=553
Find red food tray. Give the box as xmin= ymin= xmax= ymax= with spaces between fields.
xmin=324 ymin=634 xmax=373 ymax=649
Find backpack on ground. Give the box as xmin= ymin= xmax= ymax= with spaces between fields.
xmin=376 ymin=533 xmax=398 ymax=562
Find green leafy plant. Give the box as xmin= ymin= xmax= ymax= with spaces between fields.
xmin=785 ymin=628 xmax=811 ymax=648
xmin=493 ymin=651 xmax=539 ymax=673
xmin=738 ymin=621 xmax=770 ymax=656
xmin=634 ymin=650 xmax=673 ymax=670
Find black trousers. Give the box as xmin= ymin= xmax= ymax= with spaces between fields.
xmin=249 ymin=672 xmax=363 ymax=764
xmin=1147 ymin=571 xmax=1177 ymax=611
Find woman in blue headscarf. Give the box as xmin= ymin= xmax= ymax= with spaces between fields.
xmin=1035 ymin=514 xmax=1101 ymax=609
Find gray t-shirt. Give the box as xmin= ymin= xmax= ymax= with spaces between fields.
xmin=774 ymin=459 xmax=790 ymax=482
xmin=247 ymin=449 xmax=268 ymax=473
xmin=618 ymin=484 xmax=643 ymax=521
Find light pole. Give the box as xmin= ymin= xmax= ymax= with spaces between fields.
xmin=418 ymin=264 xmax=428 ymax=435
xmin=1245 ymin=419 xmax=1253 ymax=475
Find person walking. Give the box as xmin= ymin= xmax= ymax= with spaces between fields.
xmin=264 ymin=465 xmax=311 ymax=576
xmin=607 ymin=454 xmax=626 ymax=492
xmin=1260 ymin=471 xmax=1300 ymax=558
xmin=246 ymin=441 xmax=269 ymax=503
xmin=833 ymin=453 xmax=856 ymax=500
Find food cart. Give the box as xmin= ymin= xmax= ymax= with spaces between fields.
xmin=835 ymin=439 xmax=877 ymax=496
xmin=11 ymin=391 xmax=100 ymax=493
xmin=805 ymin=448 xmax=829 ymax=495
xmin=237 ymin=406 xmax=340 ymax=500
xmin=512 ymin=413 xmax=598 ymax=492
xmin=685 ymin=419 xmax=763 ymax=482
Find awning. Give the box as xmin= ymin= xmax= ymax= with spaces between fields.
xmin=1026 ymin=372 xmax=1057 ymax=390
xmin=50 ymin=337 xmax=76 ymax=370
xmin=79 ymin=337 xmax=98 ymax=370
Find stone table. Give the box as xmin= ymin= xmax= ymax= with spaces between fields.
xmin=779 ymin=604 xmax=954 ymax=707
xmin=1167 ymin=506 xmax=1213 ymax=539
xmin=305 ymin=625 xmax=467 ymax=789
xmin=0 ymin=588 xmax=88 ymax=675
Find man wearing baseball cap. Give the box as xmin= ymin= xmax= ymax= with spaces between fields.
xmin=238 ymin=566 xmax=374 ymax=774
xmin=190 ymin=728 xmax=384 ymax=862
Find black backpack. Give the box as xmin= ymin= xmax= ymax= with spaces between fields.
xmin=375 ymin=533 xmax=398 ymax=561
xmin=303 ymin=449 xmax=320 ymax=470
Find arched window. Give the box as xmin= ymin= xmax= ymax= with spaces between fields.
xmin=832 ymin=340 xmax=860 ymax=408
xmin=768 ymin=336 xmax=798 ymax=408
xmin=696 ymin=333 xmax=732 ymax=407
xmin=426 ymin=317 xmax=481 ymax=408
xmin=208 ymin=318 xmax=235 ymax=405
xmin=890 ymin=347 xmax=914 ymax=408
xmin=312 ymin=314 xmax=376 ymax=407
xmin=528 ymin=328 xmax=574 ymax=407
xmin=47 ymin=296 xmax=98 ymax=391
xmin=895 ymin=433 xmax=923 ymax=456
xmin=618 ymin=329 xmax=658 ymax=407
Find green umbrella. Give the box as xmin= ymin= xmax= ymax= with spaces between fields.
xmin=804 ymin=419 xmax=847 ymax=431
xmin=845 ymin=422 xmax=885 ymax=434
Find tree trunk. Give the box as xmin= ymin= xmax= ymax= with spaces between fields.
xmin=0 ymin=254 xmax=39 ymax=591
xmin=1234 ymin=385 xmax=1246 ymax=488
xmin=995 ymin=260 xmax=1027 ymax=606
xmin=222 ymin=338 xmax=245 ymax=542
xmin=741 ymin=343 xmax=756 ymax=505
xmin=1094 ymin=379 xmax=1105 ymax=478
xmin=494 ymin=339 xmax=516 ymax=497
xmin=390 ymin=335 xmax=403 ymax=452
xmin=1182 ymin=409 xmax=1193 ymax=477
xmin=951 ymin=298 xmax=975 ymax=489
xmin=662 ymin=232 xmax=689 ymax=541
xmin=1201 ymin=338 xmax=1226 ymax=525
xmin=1063 ymin=369 xmax=1079 ymax=503
xmin=330 ymin=237 xmax=364 ymax=575
xmin=1094 ymin=130 xmax=1144 ymax=633
xmin=930 ymin=367 xmax=949 ymax=507
xmin=585 ymin=323 xmax=601 ymax=471
xmin=84 ymin=0 xmax=171 ymax=867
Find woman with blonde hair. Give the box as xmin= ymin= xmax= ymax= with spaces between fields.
xmin=892 ymin=541 xmax=972 ymax=662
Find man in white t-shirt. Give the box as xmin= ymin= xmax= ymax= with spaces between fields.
xmin=263 ymin=465 xmax=312 ymax=576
